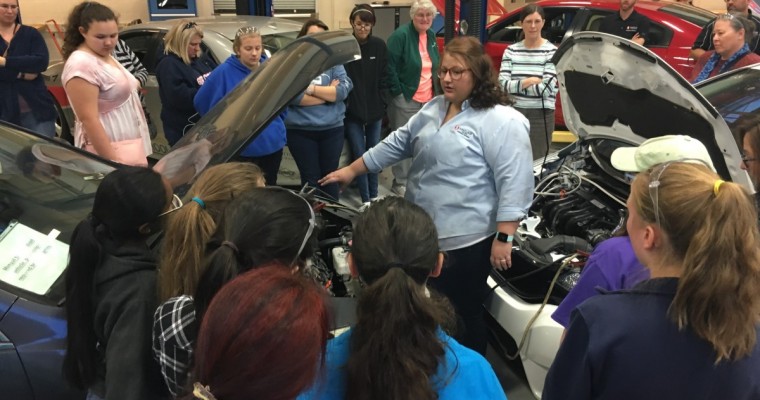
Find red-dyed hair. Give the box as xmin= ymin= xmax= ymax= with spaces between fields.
xmin=189 ymin=266 xmax=331 ymax=400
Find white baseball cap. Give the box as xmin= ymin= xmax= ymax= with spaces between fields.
xmin=610 ymin=135 xmax=716 ymax=172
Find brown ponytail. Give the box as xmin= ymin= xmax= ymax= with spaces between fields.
xmin=157 ymin=163 xmax=264 ymax=302
xmin=631 ymin=162 xmax=760 ymax=362
xmin=347 ymin=197 xmax=455 ymax=400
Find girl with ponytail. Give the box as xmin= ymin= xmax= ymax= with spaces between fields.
xmin=63 ymin=166 xmax=171 ymax=400
xmin=544 ymin=162 xmax=760 ymax=400
xmin=153 ymin=187 xmax=318 ymax=397
xmin=156 ymin=162 xmax=265 ymax=303
xmin=300 ymin=197 xmax=505 ymax=400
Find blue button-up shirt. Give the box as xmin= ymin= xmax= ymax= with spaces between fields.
xmin=363 ymin=96 xmax=534 ymax=250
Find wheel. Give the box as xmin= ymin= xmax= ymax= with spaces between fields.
xmin=52 ymin=96 xmax=74 ymax=145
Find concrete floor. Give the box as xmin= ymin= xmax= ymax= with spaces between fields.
xmin=487 ymin=343 xmax=537 ymax=400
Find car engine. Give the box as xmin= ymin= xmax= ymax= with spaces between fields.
xmin=493 ymin=140 xmax=631 ymax=304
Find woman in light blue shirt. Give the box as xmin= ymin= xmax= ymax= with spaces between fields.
xmin=320 ymin=36 xmax=533 ymax=355
xmin=299 ymin=197 xmax=506 ymax=400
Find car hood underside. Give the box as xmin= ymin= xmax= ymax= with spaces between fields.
xmin=553 ymin=32 xmax=751 ymax=188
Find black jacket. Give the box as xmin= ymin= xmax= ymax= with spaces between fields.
xmin=344 ymin=36 xmax=388 ymax=124
xmin=90 ymin=239 xmax=166 ymax=400
xmin=155 ymin=52 xmax=216 ymax=145
xmin=0 ymin=24 xmax=57 ymax=124
xmin=544 ymin=278 xmax=760 ymax=400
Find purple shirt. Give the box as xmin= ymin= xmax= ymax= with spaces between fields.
xmin=551 ymin=236 xmax=649 ymax=328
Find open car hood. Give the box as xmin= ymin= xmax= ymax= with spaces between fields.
xmin=154 ymin=31 xmax=360 ymax=192
xmin=553 ymin=32 xmax=751 ymax=188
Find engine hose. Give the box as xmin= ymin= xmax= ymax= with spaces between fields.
xmin=318 ymin=237 xmax=345 ymax=248
xmin=505 ymin=254 xmax=577 ymax=361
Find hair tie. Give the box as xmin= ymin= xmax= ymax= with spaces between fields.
xmin=386 ymin=262 xmax=406 ymax=269
xmin=221 ymin=240 xmax=239 ymax=254
xmin=192 ymin=382 xmax=217 ymax=400
xmin=713 ymin=179 xmax=725 ymax=196
xmin=192 ymin=196 xmax=206 ymax=209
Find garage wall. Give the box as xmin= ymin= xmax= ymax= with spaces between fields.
xmin=21 ymin=0 xmax=144 ymax=25
xmin=19 ymin=0 xmax=215 ymax=25
xmin=692 ymin=0 xmax=724 ymax=13
xmin=20 ymin=0 xmax=721 ymax=29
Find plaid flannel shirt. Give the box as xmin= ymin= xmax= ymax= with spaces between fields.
xmin=152 ymin=295 xmax=197 ymax=398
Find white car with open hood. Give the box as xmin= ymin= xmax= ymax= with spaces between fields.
xmin=485 ymin=31 xmax=759 ymax=399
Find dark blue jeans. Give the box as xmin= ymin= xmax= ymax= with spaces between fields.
xmin=19 ymin=112 xmax=56 ymax=138
xmin=287 ymin=126 xmax=344 ymax=200
xmin=344 ymin=118 xmax=381 ymax=202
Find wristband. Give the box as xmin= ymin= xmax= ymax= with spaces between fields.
xmin=495 ymin=232 xmax=514 ymax=243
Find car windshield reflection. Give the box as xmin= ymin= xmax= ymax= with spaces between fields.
xmin=697 ymin=66 xmax=760 ymax=142
xmin=154 ymin=31 xmax=361 ymax=195
xmin=0 ymin=125 xmax=115 ymax=302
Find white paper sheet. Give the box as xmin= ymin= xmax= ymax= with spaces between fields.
xmin=0 ymin=221 xmax=69 ymax=295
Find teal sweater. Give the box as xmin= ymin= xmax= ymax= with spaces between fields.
xmin=387 ymin=22 xmax=441 ymax=101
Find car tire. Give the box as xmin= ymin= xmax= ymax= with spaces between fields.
xmin=52 ymin=97 xmax=74 ymax=145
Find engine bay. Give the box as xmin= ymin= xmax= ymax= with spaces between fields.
xmin=492 ymin=139 xmax=632 ymax=305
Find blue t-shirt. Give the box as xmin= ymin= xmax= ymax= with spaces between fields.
xmin=298 ymin=329 xmax=506 ymax=400
xmin=552 ymin=236 xmax=649 ymax=328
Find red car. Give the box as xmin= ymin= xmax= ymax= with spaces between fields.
xmin=436 ymin=0 xmax=715 ymax=127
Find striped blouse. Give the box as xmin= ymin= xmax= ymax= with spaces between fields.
xmin=113 ymin=39 xmax=148 ymax=87
xmin=498 ymin=40 xmax=558 ymax=110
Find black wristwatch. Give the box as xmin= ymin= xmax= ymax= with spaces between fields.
xmin=495 ymin=232 xmax=514 ymax=243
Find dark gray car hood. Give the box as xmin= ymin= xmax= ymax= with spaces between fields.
xmin=154 ymin=31 xmax=360 ymax=192
xmin=553 ymin=32 xmax=751 ymax=189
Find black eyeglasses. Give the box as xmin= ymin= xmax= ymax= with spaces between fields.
xmin=741 ymin=153 xmax=757 ymax=165
xmin=183 ymin=22 xmax=197 ymax=31
xmin=437 ymin=67 xmax=471 ymax=80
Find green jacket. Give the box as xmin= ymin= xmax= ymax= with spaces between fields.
xmin=387 ymin=22 xmax=442 ymax=101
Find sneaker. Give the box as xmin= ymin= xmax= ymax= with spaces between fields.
xmin=391 ymin=183 xmax=406 ymax=197
xmin=358 ymin=202 xmax=371 ymax=212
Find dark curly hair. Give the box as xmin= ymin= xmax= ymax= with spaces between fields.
xmin=62 ymin=2 xmax=117 ymax=60
xmin=444 ymin=36 xmax=512 ymax=109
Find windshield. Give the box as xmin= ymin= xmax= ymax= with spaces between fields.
xmin=660 ymin=4 xmax=715 ymax=27
xmin=261 ymin=32 xmax=299 ymax=54
xmin=0 ymin=30 xmax=360 ymax=305
xmin=697 ymin=66 xmax=760 ymax=144
xmin=155 ymin=31 xmax=361 ymax=193
xmin=0 ymin=126 xmax=114 ymax=303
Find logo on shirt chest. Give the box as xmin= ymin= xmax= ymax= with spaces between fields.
xmin=311 ymin=73 xmax=330 ymax=86
xmin=625 ymin=25 xmax=639 ymax=32
xmin=451 ymin=124 xmax=475 ymax=138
